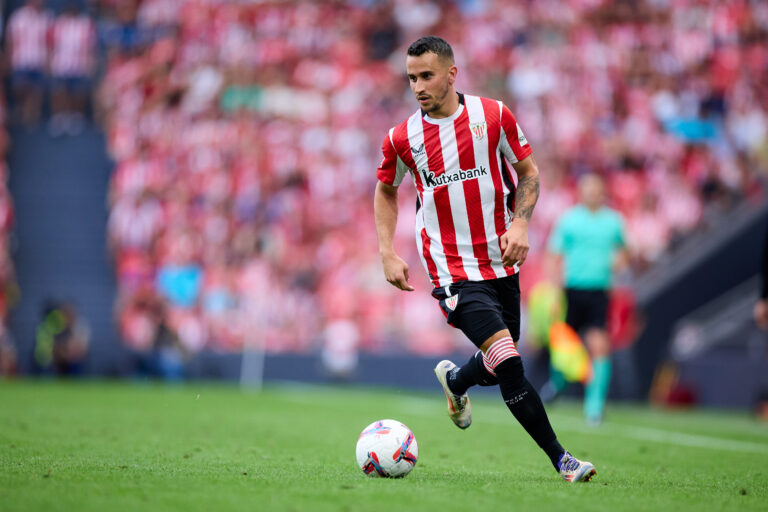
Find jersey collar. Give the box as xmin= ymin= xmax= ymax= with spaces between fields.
xmin=422 ymin=92 xmax=465 ymax=125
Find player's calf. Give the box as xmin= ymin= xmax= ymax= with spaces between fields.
xmin=484 ymin=336 xmax=568 ymax=471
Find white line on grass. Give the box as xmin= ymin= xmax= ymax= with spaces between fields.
xmin=400 ymin=398 xmax=768 ymax=455
xmin=272 ymin=387 xmax=767 ymax=455
xmin=587 ymin=424 xmax=768 ymax=454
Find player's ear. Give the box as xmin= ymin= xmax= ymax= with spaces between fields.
xmin=448 ymin=64 xmax=458 ymax=85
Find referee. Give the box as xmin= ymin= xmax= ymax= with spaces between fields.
xmin=546 ymin=173 xmax=628 ymax=424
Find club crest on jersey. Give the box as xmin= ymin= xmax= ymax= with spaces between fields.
xmin=411 ymin=143 xmax=425 ymax=156
xmin=470 ymin=121 xmax=486 ymax=140
xmin=445 ymin=294 xmax=459 ymax=311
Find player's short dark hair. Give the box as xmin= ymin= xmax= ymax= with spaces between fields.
xmin=407 ymin=36 xmax=454 ymax=63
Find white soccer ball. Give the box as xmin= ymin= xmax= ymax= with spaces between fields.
xmin=355 ymin=419 xmax=419 ymax=478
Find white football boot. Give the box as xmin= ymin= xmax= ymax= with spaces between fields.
xmin=558 ymin=452 xmax=596 ymax=482
xmin=434 ymin=360 xmax=472 ymax=429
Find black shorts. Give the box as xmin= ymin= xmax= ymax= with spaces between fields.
xmin=432 ymin=274 xmax=521 ymax=348
xmin=565 ymin=288 xmax=609 ymax=333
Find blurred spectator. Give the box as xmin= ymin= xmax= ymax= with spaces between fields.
xmin=48 ymin=3 xmax=97 ymax=136
xmin=99 ymin=0 xmax=145 ymax=55
xmin=33 ymin=300 xmax=90 ymax=376
xmin=93 ymin=0 xmax=766 ymax=358
xmin=149 ymin=300 xmax=187 ymax=381
xmin=117 ymin=288 xmax=187 ymax=380
xmin=155 ymin=229 xmax=203 ymax=309
xmin=5 ymin=0 xmax=51 ymax=127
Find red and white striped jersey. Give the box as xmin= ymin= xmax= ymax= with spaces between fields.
xmin=50 ymin=14 xmax=97 ymax=77
xmin=7 ymin=6 xmax=52 ymax=70
xmin=377 ymin=93 xmax=532 ymax=288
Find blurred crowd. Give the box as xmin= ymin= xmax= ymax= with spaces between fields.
xmin=47 ymin=0 xmax=768 ymax=358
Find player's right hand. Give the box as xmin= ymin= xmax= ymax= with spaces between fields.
xmin=755 ymin=299 xmax=768 ymax=330
xmin=381 ymin=253 xmax=415 ymax=291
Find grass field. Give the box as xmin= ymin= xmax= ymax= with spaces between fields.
xmin=1 ymin=380 xmax=765 ymax=511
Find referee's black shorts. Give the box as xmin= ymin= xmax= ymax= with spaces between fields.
xmin=431 ymin=274 xmax=520 ymax=348
xmin=564 ymin=288 xmax=609 ymax=334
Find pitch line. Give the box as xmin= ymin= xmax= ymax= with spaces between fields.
xmin=578 ymin=423 xmax=768 ymax=455
xmin=275 ymin=388 xmax=767 ymax=455
xmin=401 ymin=399 xmax=768 ymax=455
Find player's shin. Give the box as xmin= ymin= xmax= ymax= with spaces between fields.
xmin=584 ymin=356 xmax=611 ymax=423
xmin=485 ymin=338 xmax=565 ymax=469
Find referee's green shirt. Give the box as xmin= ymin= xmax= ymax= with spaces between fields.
xmin=547 ymin=205 xmax=626 ymax=290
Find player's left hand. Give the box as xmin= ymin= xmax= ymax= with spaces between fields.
xmin=500 ymin=219 xmax=529 ymax=268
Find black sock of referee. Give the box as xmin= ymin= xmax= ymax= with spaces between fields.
xmin=495 ymin=357 xmax=565 ymax=469
xmin=447 ymin=351 xmax=498 ymax=395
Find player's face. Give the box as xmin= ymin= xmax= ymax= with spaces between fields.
xmin=406 ymin=52 xmax=457 ymax=114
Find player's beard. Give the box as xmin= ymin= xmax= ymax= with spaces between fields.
xmin=421 ymin=80 xmax=452 ymax=115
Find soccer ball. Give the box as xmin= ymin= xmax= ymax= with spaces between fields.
xmin=355 ymin=419 xmax=418 ymax=478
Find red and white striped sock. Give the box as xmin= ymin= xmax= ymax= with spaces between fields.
xmin=482 ymin=337 xmax=519 ymax=377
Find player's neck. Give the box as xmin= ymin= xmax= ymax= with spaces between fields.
xmin=427 ymin=91 xmax=461 ymax=119
xmin=583 ymin=203 xmax=602 ymax=212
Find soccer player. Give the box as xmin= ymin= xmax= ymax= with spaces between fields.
xmin=373 ymin=36 xmax=596 ymax=483
xmin=545 ymin=174 xmax=628 ymax=424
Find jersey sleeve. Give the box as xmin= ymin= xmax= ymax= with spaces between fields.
xmin=499 ymin=103 xmax=532 ymax=164
xmin=376 ymin=130 xmax=408 ymax=187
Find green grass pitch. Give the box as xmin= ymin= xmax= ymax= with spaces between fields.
xmin=1 ymin=380 xmax=765 ymax=511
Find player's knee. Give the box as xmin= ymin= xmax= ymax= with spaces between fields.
xmin=481 ymin=336 xmax=521 ymax=380
xmin=585 ymin=328 xmax=610 ymax=357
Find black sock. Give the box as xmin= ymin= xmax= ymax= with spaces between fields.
xmin=447 ymin=351 xmax=498 ymax=395
xmin=495 ymin=357 xmax=565 ymax=469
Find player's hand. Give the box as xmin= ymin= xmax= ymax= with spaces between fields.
xmin=754 ymin=299 xmax=768 ymax=330
xmin=381 ymin=253 xmax=415 ymax=291
xmin=500 ymin=219 xmax=529 ymax=268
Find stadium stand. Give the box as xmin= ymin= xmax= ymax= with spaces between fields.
xmin=2 ymin=1 xmax=766 ymax=382
xmin=96 ymin=0 xmax=766 ymax=358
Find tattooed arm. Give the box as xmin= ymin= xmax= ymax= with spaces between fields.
xmin=512 ymin=155 xmax=541 ymax=222
xmin=500 ymin=155 xmax=540 ymax=267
